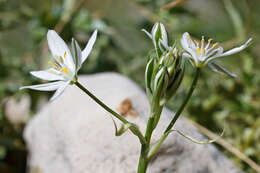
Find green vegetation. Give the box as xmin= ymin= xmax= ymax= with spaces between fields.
xmin=0 ymin=0 xmax=259 ymax=172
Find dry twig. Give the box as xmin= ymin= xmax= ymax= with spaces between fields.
xmin=161 ymin=0 xmax=189 ymax=10
xmin=186 ymin=118 xmax=260 ymax=173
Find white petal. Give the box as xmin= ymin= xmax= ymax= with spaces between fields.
xmin=203 ymin=46 xmax=224 ymax=63
xmin=47 ymin=30 xmax=75 ymax=72
xmin=182 ymin=52 xmax=192 ymax=58
xmin=151 ymin=22 xmax=159 ymax=39
xmin=180 ymin=32 xmax=197 ymax=60
xmin=181 ymin=32 xmax=196 ymax=50
xmin=181 ymin=33 xmax=198 ymax=65
xmin=153 ymin=67 xmax=164 ymax=92
xmin=141 ymin=29 xmax=152 ymax=39
xmin=20 ymin=81 xmax=65 ymax=91
xmin=30 ymin=69 xmax=64 ymax=81
xmin=81 ymin=30 xmax=98 ymax=64
xmin=71 ymin=38 xmax=82 ymax=71
xmin=218 ymin=38 xmax=252 ymax=57
xmin=208 ymin=61 xmax=237 ymax=78
xmin=159 ymin=23 xmax=168 ymax=45
xmin=159 ymin=39 xmax=170 ymax=50
xmin=50 ymin=81 xmax=70 ymax=101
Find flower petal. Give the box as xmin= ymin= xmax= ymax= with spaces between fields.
xmin=141 ymin=29 xmax=152 ymax=39
xmin=151 ymin=22 xmax=159 ymax=39
xmin=71 ymin=38 xmax=82 ymax=71
xmin=208 ymin=61 xmax=237 ymax=78
xmin=218 ymin=38 xmax=252 ymax=57
xmin=182 ymin=53 xmax=196 ymax=67
xmin=180 ymin=32 xmax=197 ymax=63
xmin=81 ymin=30 xmax=98 ymax=64
xmin=30 ymin=69 xmax=64 ymax=81
xmin=20 ymin=81 xmax=65 ymax=91
xmin=50 ymin=81 xmax=70 ymax=101
xmin=159 ymin=23 xmax=168 ymax=46
xmin=181 ymin=32 xmax=196 ymax=50
xmin=203 ymin=46 xmax=224 ymax=63
xmin=47 ymin=30 xmax=75 ymax=72
xmin=159 ymin=39 xmax=170 ymax=51
xmin=182 ymin=52 xmax=192 ymax=59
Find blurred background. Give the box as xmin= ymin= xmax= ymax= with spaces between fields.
xmin=0 ymin=0 xmax=259 ymax=172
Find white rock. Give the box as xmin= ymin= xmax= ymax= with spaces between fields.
xmin=4 ymin=95 xmax=30 ymax=127
xmin=24 ymin=73 xmax=242 ymax=173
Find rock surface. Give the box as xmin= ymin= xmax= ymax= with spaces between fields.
xmin=24 ymin=73 xmax=242 ymax=173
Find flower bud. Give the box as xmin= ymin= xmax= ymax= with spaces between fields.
xmin=142 ymin=22 xmax=170 ymax=58
xmin=145 ymin=47 xmax=185 ymax=107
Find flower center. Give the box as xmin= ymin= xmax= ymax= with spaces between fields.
xmin=191 ymin=37 xmax=219 ymax=60
xmin=48 ymin=51 xmax=73 ymax=79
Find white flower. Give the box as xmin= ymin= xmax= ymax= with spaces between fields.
xmin=181 ymin=32 xmax=252 ymax=76
xmin=142 ymin=22 xmax=170 ymax=56
xmin=20 ymin=30 xmax=98 ymax=101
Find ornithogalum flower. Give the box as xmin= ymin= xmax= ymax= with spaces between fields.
xmin=181 ymin=32 xmax=252 ymax=77
xmin=20 ymin=30 xmax=97 ymax=101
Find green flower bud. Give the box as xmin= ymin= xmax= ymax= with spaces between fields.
xmin=145 ymin=47 xmax=185 ymax=106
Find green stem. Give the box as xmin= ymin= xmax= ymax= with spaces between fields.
xmin=75 ymin=81 xmax=146 ymax=144
xmin=164 ymin=68 xmax=200 ymax=133
xmin=147 ymin=68 xmax=201 ymax=161
xmin=137 ymin=116 xmax=154 ymax=173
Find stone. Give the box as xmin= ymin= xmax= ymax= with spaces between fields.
xmin=24 ymin=72 xmax=242 ymax=173
xmin=4 ymin=95 xmax=30 ymax=127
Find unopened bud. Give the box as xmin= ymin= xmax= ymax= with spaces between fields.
xmin=145 ymin=46 xmax=185 ymax=106
xmin=142 ymin=22 xmax=170 ymax=58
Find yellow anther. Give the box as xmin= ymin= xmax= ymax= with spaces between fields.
xmin=61 ymin=68 xmax=69 ymax=74
xmin=212 ymin=42 xmax=219 ymax=47
xmin=64 ymin=51 xmax=67 ymax=58
xmin=54 ymin=56 xmax=63 ymax=64
xmin=208 ymin=38 xmax=213 ymax=42
xmin=196 ymin=48 xmax=201 ymax=53
xmin=48 ymin=61 xmax=56 ymax=67
xmin=194 ymin=40 xmax=199 ymax=46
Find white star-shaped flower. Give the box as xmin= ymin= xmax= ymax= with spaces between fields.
xmin=181 ymin=32 xmax=252 ymax=77
xmin=20 ymin=30 xmax=97 ymax=101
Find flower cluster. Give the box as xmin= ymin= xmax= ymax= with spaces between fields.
xmin=143 ymin=23 xmax=184 ymax=104
xmin=141 ymin=21 xmax=252 ymax=136
xmin=20 ymin=22 xmax=252 ymax=102
xmin=143 ymin=22 xmax=252 ymax=80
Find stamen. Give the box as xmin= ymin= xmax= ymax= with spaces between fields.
xmin=201 ymin=36 xmax=205 ymax=44
xmin=64 ymin=51 xmax=67 ymax=58
xmin=54 ymin=56 xmax=63 ymax=64
xmin=194 ymin=40 xmax=200 ymax=46
xmin=62 ymin=68 xmax=69 ymax=75
xmin=212 ymin=42 xmax=219 ymax=47
xmin=201 ymin=36 xmax=205 ymax=50
xmin=48 ymin=61 xmax=56 ymax=67
xmin=197 ymin=48 xmax=201 ymax=53
xmin=205 ymin=38 xmax=213 ymax=50
xmin=49 ymin=61 xmax=61 ymax=70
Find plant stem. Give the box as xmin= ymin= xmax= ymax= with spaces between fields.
xmin=137 ymin=116 xmax=154 ymax=173
xmin=75 ymin=81 xmax=146 ymax=144
xmin=147 ymin=68 xmax=201 ymax=161
xmin=164 ymin=68 xmax=200 ymax=133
